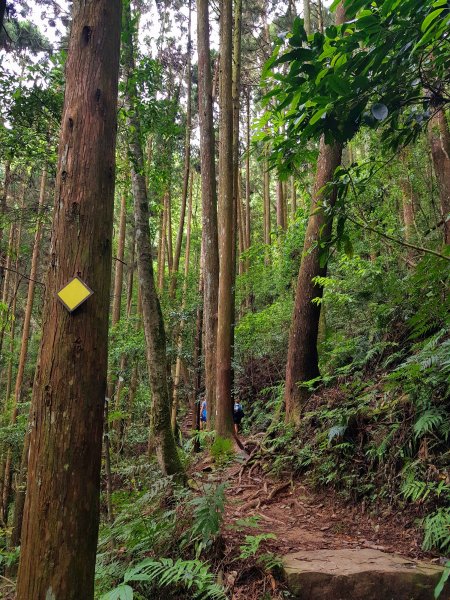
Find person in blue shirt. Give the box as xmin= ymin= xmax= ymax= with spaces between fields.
xmin=233 ymin=401 xmax=244 ymax=434
xmin=200 ymin=398 xmax=207 ymax=430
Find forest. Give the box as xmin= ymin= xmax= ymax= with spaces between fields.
xmin=0 ymin=0 xmax=449 ymax=599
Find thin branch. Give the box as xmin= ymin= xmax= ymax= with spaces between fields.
xmin=0 ymin=264 xmax=45 ymax=286
xmin=346 ymin=214 xmax=450 ymax=262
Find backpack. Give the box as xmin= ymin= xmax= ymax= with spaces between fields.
xmin=234 ymin=402 xmax=244 ymax=418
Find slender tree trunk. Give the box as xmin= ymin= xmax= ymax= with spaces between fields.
xmin=230 ymin=0 xmax=243 ymax=397
xmin=399 ymin=155 xmax=416 ymax=265
xmin=191 ymin=272 xmax=204 ymax=445
xmin=112 ymin=194 xmax=127 ymax=326
xmin=284 ymin=4 xmax=345 ymax=426
xmin=0 ymin=176 xmax=25 ymax=361
xmin=158 ymin=191 xmax=168 ymax=292
xmin=123 ymin=0 xmax=184 ymax=482
xmin=276 ymin=179 xmax=286 ymax=231
xmin=216 ymin=0 xmax=235 ymax=438
xmin=428 ymin=109 xmax=450 ymax=246
xmin=263 ymin=154 xmax=271 ymax=246
xmin=303 ymin=0 xmax=311 ymax=36
xmin=0 ymin=220 xmax=15 ymax=372
xmin=291 ymin=176 xmax=297 ymax=218
xmin=171 ymin=171 xmax=194 ymax=430
xmin=127 ymin=225 xmax=136 ymax=318
xmin=284 ymin=137 xmax=343 ymax=424
xmin=237 ymin=176 xmax=245 ymax=276
xmin=170 ymin=0 xmax=192 ymax=299
xmin=197 ymin=0 xmax=219 ymax=428
xmin=104 ymin=192 xmax=127 ymax=522
xmin=16 ymin=2 xmax=121 ymax=598
xmin=317 ymin=0 xmax=324 ymax=33
xmin=0 ymin=0 xmax=6 ymax=31
xmin=3 ymin=168 xmax=46 ymax=531
xmin=245 ymin=88 xmax=251 ymax=251
xmin=157 ymin=199 xmax=165 ymax=290
xmin=166 ymin=188 xmax=173 ymax=275
xmin=0 ymin=221 xmax=21 ymax=523
xmin=0 ymin=161 xmax=11 ymax=293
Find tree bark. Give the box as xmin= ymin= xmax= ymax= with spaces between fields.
xmin=16 ymin=2 xmax=121 ymax=598
xmin=0 ymin=161 xmax=11 ymax=292
xmin=263 ymin=149 xmax=271 ymax=249
xmin=276 ymin=179 xmax=286 ymax=231
xmin=428 ymin=109 xmax=450 ymax=246
xmin=291 ymin=176 xmax=297 ymax=218
xmin=197 ymin=0 xmax=219 ymax=428
xmin=171 ymin=170 xmax=194 ymax=430
xmin=158 ymin=191 xmax=168 ymax=292
xmin=303 ymin=0 xmax=311 ymax=36
xmin=245 ymin=88 xmax=251 ymax=251
xmin=170 ymin=0 xmax=192 ymax=299
xmin=215 ymin=0 xmax=235 ymax=439
xmin=104 ymin=192 xmax=127 ymax=522
xmin=123 ymin=0 xmax=184 ymax=482
xmin=4 ymin=168 xmax=46 ymax=533
xmin=112 ymin=194 xmax=127 ymax=325
xmin=284 ymin=3 xmax=346 ymax=425
xmin=284 ymin=137 xmax=343 ymax=424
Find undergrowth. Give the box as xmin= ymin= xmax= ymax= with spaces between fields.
xmin=237 ymin=253 xmax=450 ymax=555
xmin=95 ymin=456 xmax=227 ymax=600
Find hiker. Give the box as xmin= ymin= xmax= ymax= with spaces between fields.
xmin=200 ymin=397 xmax=207 ymax=430
xmin=233 ymin=401 xmax=244 ymax=434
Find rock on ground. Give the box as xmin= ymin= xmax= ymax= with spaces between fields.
xmin=283 ymin=548 xmax=448 ymax=600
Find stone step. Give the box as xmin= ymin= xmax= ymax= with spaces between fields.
xmin=282 ymin=548 xmax=449 ymax=600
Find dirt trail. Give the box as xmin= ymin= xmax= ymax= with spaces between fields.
xmin=190 ymin=434 xmax=437 ymax=599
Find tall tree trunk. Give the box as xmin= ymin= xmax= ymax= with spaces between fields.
xmin=317 ymin=0 xmax=324 ymax=33
xmin=197 ymin=0 xmax=219 ymax=428
xmin=191 ymin=271 xmax=204 ymax=445
xmin=428 ymin=109 xmax=450 ymax=246
xmin=0 ymin=161 xmax=11 ymax=292
xmin=158 ymin=191 xmax=168 ymax=292
xmin=284 ymin=4 xmax=345 ymax=426
xmin=284 ymin=138 xmax=343 ymax=424
xmin=3 ymin=168 xmax=46 ymax=530
xmin=0 ymin=0 xmax=6 ymax=31
xmin=126 ymin=225 xmax=136 ymax=318
xmin=245 ymin=88 xmax=251 ymax=251
xmin=16 ymin=2 xmax=121 ymax=598
xmin=0 ymin=220 xmax=21 ymax=522
xmin=123 ymin=0 xmax=184 ymax=481
xmin=263 ymin=153 xmax=271 ymax=247
xmin=104 ymin=192 xmax=127 ymax=522
xmin=216 ymin=0 xmax=235 ymax=438
xmin=166 ymin=188 xmax=173 ymax=275
xmin=171 ymin=170 xmax=194 ymax=430
xmin=303 ymin=0 xmax=311 ymax=36
xmin=230 ymin=0 xmax=243 ymax=399
xmin=291 ymin=176 xmax=297 ymax=218
xmin=170 ymin=0 xmax=192 ymax=299
xmin=276 ymin=179 xmax=286 ymax=231
xmin=112 ymin=194 xmax=127 ymax=325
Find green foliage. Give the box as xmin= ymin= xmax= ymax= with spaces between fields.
xmin=239 ymin=533 xmax=277 ymax=559
xmin=96 ymin=478 xmax=226 ymax=599
xmin=264 ymin=0 xmax=450 ymax=157
xmin=423 ymin=508 xmax=450 ymax=553
xmin=210 ymin=437 xmax=235 ymax=467
xmin=435 ymin=561 xmax=450 ymax=599
xmin=102 ymin=557 xmax=226 ymax=600
xmin=187 ymin=484 xmax=226 ymax=557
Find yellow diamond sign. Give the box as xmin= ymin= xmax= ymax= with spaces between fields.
xmin=57 ymin=276 xmax=93 ymax=312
